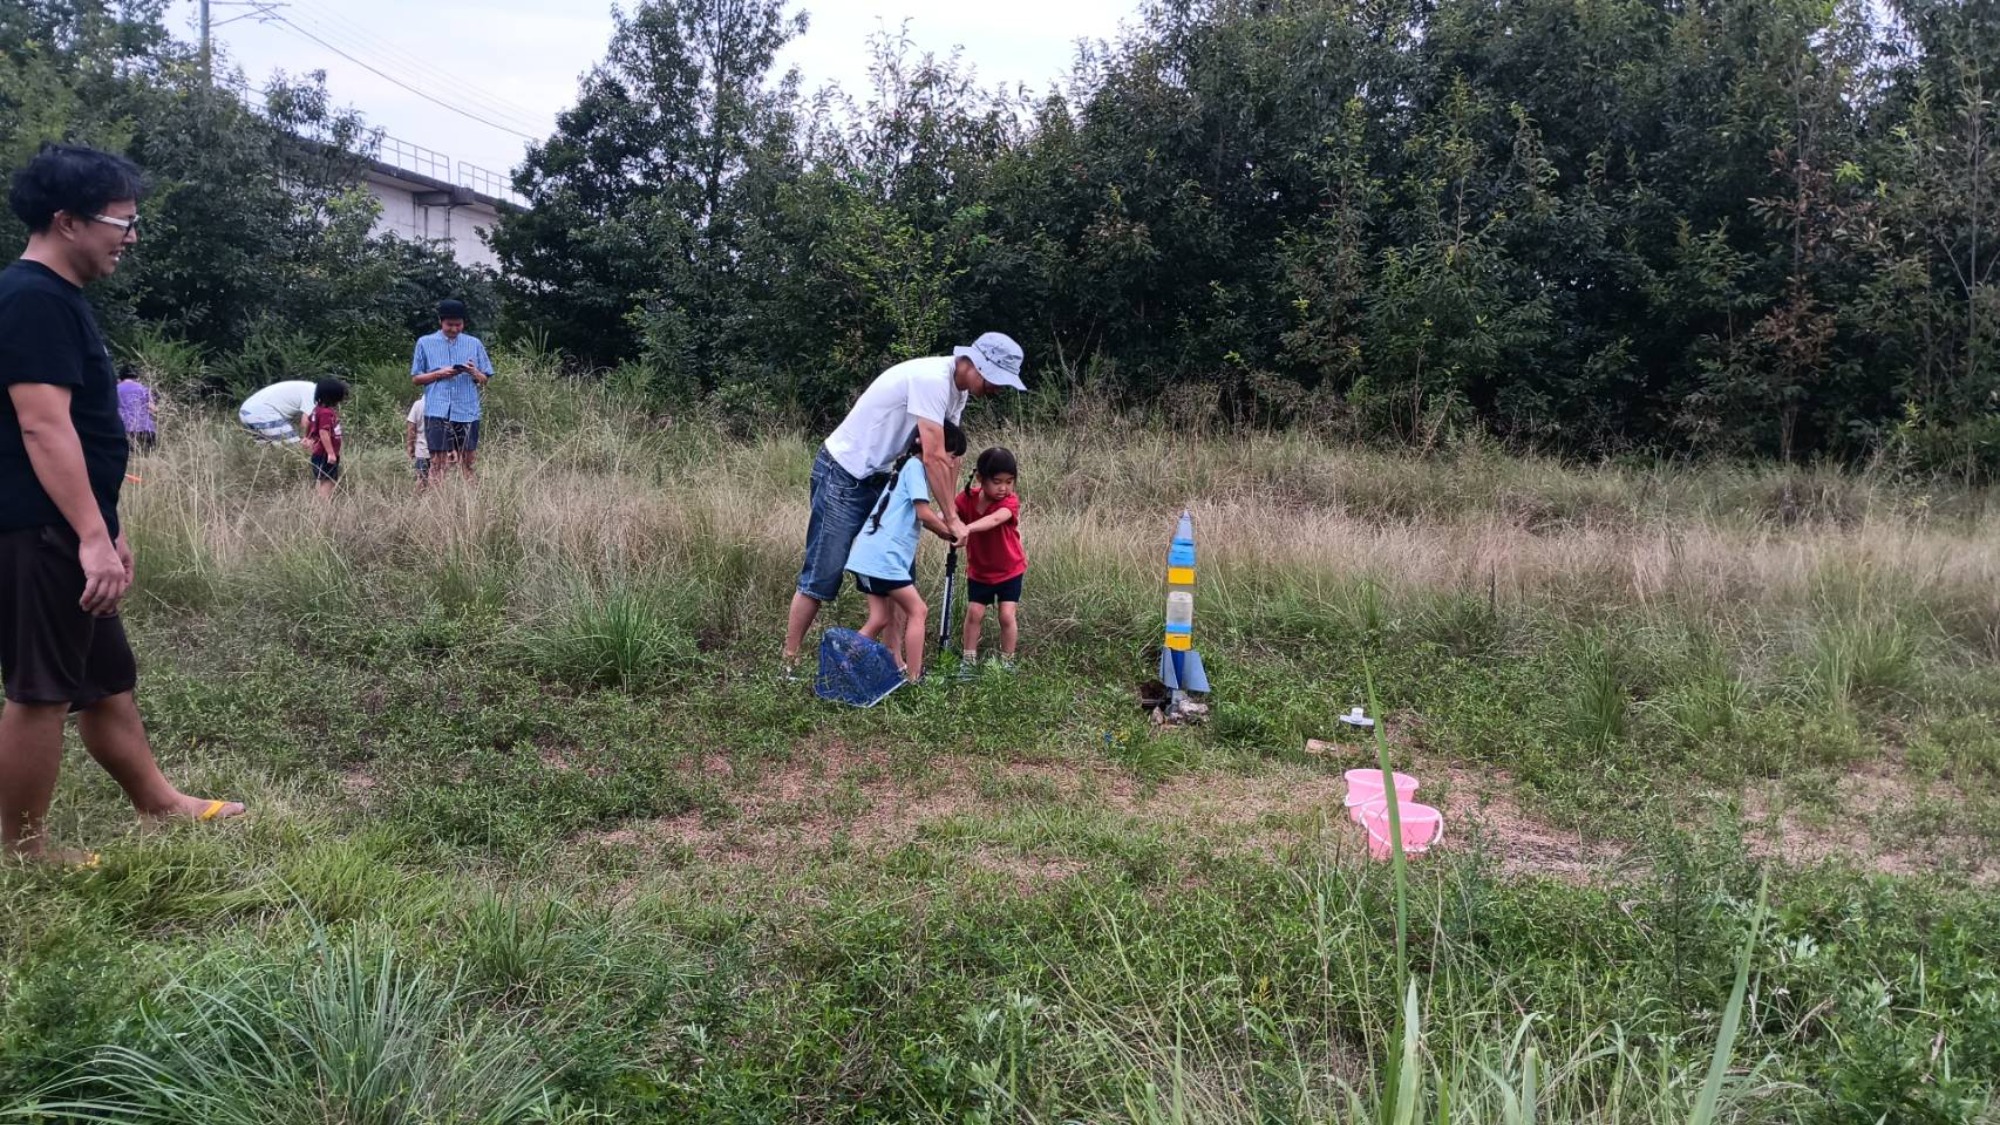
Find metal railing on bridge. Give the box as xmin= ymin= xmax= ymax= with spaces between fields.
xmin=374 ymin=134 xmax=528 ymax=209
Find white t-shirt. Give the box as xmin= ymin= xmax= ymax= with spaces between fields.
xmin=239 ymin=380 xmax=317 ymax=425
xmin=407 ymin=398 xmax=429 ymax=459
xmin=822 ymin=356 xmax=967 ymax=479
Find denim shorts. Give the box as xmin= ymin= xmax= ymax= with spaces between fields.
xmin=796 ymin=448 xmax=890 ymax=602
xmin=239 ymin=412 xmax=299 ymax=444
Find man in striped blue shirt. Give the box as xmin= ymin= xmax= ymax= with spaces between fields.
xmin=410 ymin=298 xmax=492 ymax=482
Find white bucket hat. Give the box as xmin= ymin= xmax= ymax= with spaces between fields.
xmin=952 ymin=332 xmax=1026 ymax=391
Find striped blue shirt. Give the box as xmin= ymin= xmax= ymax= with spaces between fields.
xmin=411 ymin=330 xmax=492 ymax=421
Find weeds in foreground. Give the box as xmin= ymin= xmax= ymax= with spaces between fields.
xmin=519 ymin=579 xmax=704 ymax=691
xmin=11 ymin=940 xmax=567 ymax=1125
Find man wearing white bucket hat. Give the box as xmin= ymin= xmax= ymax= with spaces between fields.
xmin=782 ymin=332 xmax=1026 ymax=677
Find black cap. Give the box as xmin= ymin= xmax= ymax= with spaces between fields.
xmin=436 ymin=298 xmax=468 ymax=320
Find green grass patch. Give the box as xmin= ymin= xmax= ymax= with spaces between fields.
xmin=5 ymin=367 xmax=2000 ymax=1121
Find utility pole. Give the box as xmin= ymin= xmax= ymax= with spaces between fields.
xmin=199 ymin=2 xmax=286 ymax=88
xmin=199 ymin=0 xmax=212 ymax=87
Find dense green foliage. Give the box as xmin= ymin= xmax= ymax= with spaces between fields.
xmin=501 ymin=0 xmax=2000 ymax=464
xmin=6 ymin=0 xmax=1997 ymax=460
xmin=0 ymin=0 xmax=496 ymax=394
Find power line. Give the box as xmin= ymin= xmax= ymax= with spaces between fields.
xmin=199 ymin=0 xmax=551 ymax=135
xmin=201 ymin=0 xmax=287 ymax=87
xmin=211 ymin=1 xmax=285 ymax=30
xmin=286 ymin=0 xmax=546 ymax=123
xmin=278 ymin=7 xmax=551 ymax=136
xmin=264 ymin=14 xmax=543 ymax=142
xmin=283 ymin=0 xmax=555 ymax=131
xmin=273 ymin=7 xmax=551 ymax=137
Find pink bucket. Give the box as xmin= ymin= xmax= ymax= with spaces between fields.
xmin=1359 ymin=798 xmax=1445 ymax=860
xmin=1344 ymin=769 xmax=1419 ymax=824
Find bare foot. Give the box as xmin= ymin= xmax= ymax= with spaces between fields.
xmin=141 ymin=795 xmax=246 ymax=826
xmin=3 ymin=846 xmax=100 ymax=869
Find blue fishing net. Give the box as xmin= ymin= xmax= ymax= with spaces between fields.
xmin=815 ymin=627 xmax=906 ymax=707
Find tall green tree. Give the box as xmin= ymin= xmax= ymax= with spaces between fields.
xmin=1875 ymin=0 xmax=2000 ymax=418
xmin=1 ymin=0 xmax=493 ymax=375
xmin=496 ymin=0 xmax=2000 ymax=462
xmin=492 ymin=0 xmax=805 ymax=380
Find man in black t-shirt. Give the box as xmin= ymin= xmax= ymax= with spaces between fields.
xmin=0 ymin=144 xmax=243 ymax=863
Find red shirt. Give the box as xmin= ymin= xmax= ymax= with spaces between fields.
xmin=954 ymin=491 xmax=1025 ymax=583
xmin=306 ymin=406 xmax=341 ymax=458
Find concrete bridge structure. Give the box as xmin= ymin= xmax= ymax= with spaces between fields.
xmin=361 ymin=135 xmax=526 ymax=271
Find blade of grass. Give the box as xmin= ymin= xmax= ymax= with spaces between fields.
xmin=1394 ymin=976 xmax=1422 ymax=1125
xmin=1690 ymin=875 xmax=1768 ymax=1125
xmin=1362 ymin=658 xmax=1409 ymax=986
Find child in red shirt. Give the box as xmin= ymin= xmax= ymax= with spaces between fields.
xmin=305 ymin=378 xmax=347 ymax=497
xmin=952 ymin=447 xmax=1025 ymax=673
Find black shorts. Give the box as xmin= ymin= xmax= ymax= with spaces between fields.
xmin=311 ymin=454 xmax=340 ymax=483
xmin=424 ymin=418 xmax=481 ymax=456
xmin=0 ymin=525 xmax=138 ymax=708
xmin=851 ymin=572 xmax=913 ymax=596
xmin=968 ymin=574 xmax=1023 ymax=605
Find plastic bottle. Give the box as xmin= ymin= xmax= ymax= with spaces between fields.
xmin=1163 ymin=511 xmax=1196 ymax=653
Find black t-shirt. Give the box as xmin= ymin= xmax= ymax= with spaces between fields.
xmin=0 ymin=260 xmax=127 ymax=539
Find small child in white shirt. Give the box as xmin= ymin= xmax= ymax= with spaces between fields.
xmin=406 ymin=397 xmax=431 ymax=490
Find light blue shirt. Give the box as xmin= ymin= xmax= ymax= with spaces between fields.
xmin=411 ymin=330 xmax=493 ymax=421
xmin=846 ymin=458 xmax=931 ymax=583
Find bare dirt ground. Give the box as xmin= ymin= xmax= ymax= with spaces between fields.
xmin=1739 ymin=756 xmax=1999 ymax=885
xmin=354 ymin=716 xmax=1994 ymax=889
xmin=584 ymin=733 xmax=1635 ymax=887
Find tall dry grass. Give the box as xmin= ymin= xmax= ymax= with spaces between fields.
xmin=120 ymin=367 xmax=2000 ymax=671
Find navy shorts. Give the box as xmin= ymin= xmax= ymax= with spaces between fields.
xmin=424 ymin=418 xmax=481 ymax=456
xmin=851 ymin=571 xmax=913 ymax=596
xmin=795 ymin=448 xmax=890 ymax=602
xmin=0 ymin=526 xmax=138 ymax=708
xmin=311 ymin=454 xmax=340 ymax=483
xmin=967 ymin=574 xmax=1023 ymax=605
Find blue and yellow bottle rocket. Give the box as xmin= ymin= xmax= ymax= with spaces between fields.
xmin=1160 ymin=510 xmax=1210 ymax=698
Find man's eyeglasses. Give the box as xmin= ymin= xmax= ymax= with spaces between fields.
xmin=87 ymin=213 xmax=141 ymax=234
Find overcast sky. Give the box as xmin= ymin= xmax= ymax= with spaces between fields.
xmin=164 ymin=0 xmax=1140 ymax=184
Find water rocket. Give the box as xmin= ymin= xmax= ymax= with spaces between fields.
xmin=1159 ymin=510 xmax=1210 ymax=699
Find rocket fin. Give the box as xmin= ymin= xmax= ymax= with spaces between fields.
xmin=1180 ymin=650 xmax=1210 ymax=693
xmin=1160 ymin=648 xmax=1210 ymax=694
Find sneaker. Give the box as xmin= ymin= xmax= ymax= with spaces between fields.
xmin=995 ymin=656 xmax=1018 ymax=674
xmin=953 ymin=659 xmax=979 ymax=682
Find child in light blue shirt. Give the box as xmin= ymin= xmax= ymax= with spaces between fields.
xmin=846 ymin=421 xmax=966 ymax=682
